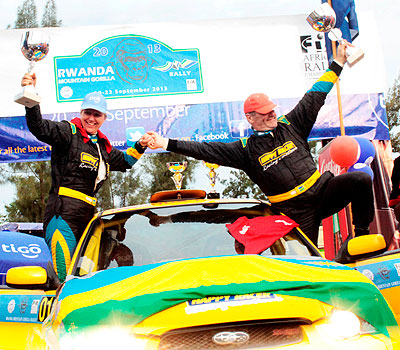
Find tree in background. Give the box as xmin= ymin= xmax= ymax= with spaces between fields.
xmin=96 ymin=176 xmax=114 ymax=211
xmin=14 ymin=0 xmax=38 ymax=29
xmin=41 ymin=0 xmax=62 ymax=27
xmin=3 ymin=161 xmax=51 ymax=222
xmin=1 ymin=0 xmax=62 ymax=223
xmin=110 ymin=169 xmax=146 ymax=207
xmin=221 ymin=169 xmax=267 ymax=200
xmin=14 ymin=0 xmax=62 ymax=29
xmin=387 ymin=74 xmax=400 ymax=153
xmin=96 ymin=166 xmax=146 ymax=210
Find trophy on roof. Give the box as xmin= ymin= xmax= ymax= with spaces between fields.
xmin=14 ymin=31 xmax=50 ymax=107
xmin=167 ymin=162 xmax=187 ymax=190
xmin=203 ymin=161 xmax=221 ymax=199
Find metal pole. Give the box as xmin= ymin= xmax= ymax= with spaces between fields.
xmin=327 ymin=0 xmax=346 ymax=136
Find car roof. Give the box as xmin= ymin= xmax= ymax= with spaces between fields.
xmin=98 ymin=193 xmax=267 ymax=218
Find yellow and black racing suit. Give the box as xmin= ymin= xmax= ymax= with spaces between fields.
xmin=25 ymin=105 xmax=145 ymax=281
xmin=166 ymin=61 xmax=374 ymax=245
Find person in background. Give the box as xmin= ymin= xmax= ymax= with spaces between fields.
xmin=389 ymin=156 xmax=400 ymax=225
xmin=100 ymin=222 xmax=134 ymax=269
xmin=21 ymin=72 xmax=149 ymax=282
xmin=143 ymin=41 xmax=374 ymax=247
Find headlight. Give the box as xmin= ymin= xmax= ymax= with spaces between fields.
xmin=318 ymin=309 xmax=377 ymax=339
xmin=329 ymin=309 xmax=361 ymax=338
xmin=59 ymin=327 xmax=147 ymax=350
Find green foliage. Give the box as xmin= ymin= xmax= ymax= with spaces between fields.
xmin=2 ymin=161 xmax=51 ymax=222
xmin=140 ymin=153 xmax=199 ymax=200
xmin=387 ymin=74 xmax=400 ymax=153
xmin=41 ymin=0 xmax=62 ymax=27
xmin=14 ymin=0 xmax=38 ymax=29
xmin=0 ymin=0 xmax=61 ymax=222
xmin=111 ymin=169 xmax=147 ymax=207
xmin=93 ymin=153 xmax=199 ymax=212
xmin=1 ymin=159 xmax=148 ymax=220
xmin=96 ymin=177 xmax=114 ymax=211
xmin=96 ymin=166 xmax=146 ymax=211
xmin=13 ymin=0 xmax=62 ymax=29
xmin=221 ymin=169 xmax=267 ymax=200
xmin=0 ymin=213 xmax=7 ymax=224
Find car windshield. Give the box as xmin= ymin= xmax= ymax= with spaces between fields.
xmin=73 ymin=202 xmax=318 ymax=276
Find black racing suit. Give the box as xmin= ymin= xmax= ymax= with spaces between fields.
xmin=25 ymin=105 xmax=145 ymax=281
xmin=166 ymin=61 xmax=374 ymax=245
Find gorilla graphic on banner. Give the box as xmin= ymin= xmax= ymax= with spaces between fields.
xmin=108 ymin=38 xmax=155 ymax=84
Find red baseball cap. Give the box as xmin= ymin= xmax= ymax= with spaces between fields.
xmin=244 ymin=93 xmax=277 ymax=114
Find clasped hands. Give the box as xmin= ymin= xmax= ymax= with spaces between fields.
xmin=139 ymin=131 xmax=167 ymax=150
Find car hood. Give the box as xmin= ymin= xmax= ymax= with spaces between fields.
xmin=47 ymin=255 xmax=396 ymax=338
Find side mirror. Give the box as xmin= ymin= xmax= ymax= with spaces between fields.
xmin=6 ymin=266 xmax=48 ymax=289
xmin=348 ymin=234 xmax=386 ymax=256
xmin=335 ymin=234 xmax=386 ymax=264
xmin=6 ymin=263 xmax=61 ymax=290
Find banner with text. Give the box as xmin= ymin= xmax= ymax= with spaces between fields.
xmin=0 ymin=12 xmax=388 ymax=163
xmin=0 ymin=92 xmax=388 ymax=163
xmin=55 ymin=35 xmax=202 ymax=102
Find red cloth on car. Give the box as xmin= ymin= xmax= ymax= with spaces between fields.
xmin=226 ymin=216 xmax=299 ymax=254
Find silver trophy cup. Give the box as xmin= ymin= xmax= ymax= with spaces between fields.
xmin=307 ymin=3 xmax=364 ymax=67
xmin=14 ymin=31 xmax=50 ymax=107
xmin=306 ymin=2 xmax=336 ymax=33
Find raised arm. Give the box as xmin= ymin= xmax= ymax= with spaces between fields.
xmin=145 ymin=131 xmax=247 ymax=169
xmin=285 ymin=41 xmax=349 ymax=138
xmin=22 ymin=73 xmax=73 ymax=148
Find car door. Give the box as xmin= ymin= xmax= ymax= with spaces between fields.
xmin=353 ymin=249 xmax=400 ymax=324
xmin=0 ymin=288 xmax=56 ymax=350
xmin=0 ymin=230 xmax=55 ymax=349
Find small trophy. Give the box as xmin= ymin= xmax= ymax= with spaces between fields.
xmin=14 ymin=31 xmax=50 ymax=107
xmin=203 ymin=161 xmax=220 ymax=199
xmin=307 ymin=3 xmax=364 ymax=67
xmin=167 ymin=162 xmax=187 ymax=190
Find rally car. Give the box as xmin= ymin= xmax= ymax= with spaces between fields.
xmin=1 ymin=189 xmax=400 ymax=349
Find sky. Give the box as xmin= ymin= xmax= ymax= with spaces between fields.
xmin=0 ymin=0 xmax=399 ymax=215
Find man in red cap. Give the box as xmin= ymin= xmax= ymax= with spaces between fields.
xmin=242 ymin=93 xmax=278 ymax=131
xmin=144 ymin=42 xmax=374 ymax=248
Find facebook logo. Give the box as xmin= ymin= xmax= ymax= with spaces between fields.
xmin=230 ymin=120 xmax=250 ymax=138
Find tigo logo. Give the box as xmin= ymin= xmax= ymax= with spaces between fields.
xmin=89 ymin=95 xmax=101 ymax=103
xmin=1 ymin=243 xmax=42 ymax=258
